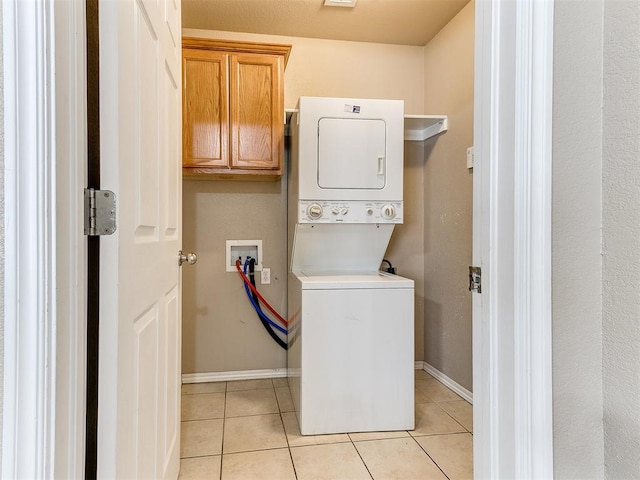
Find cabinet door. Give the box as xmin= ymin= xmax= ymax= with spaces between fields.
xmin=229 ymin=54 xmax=284 ymax=172
xmin=182 ymin=49 xmax=229 ymax=168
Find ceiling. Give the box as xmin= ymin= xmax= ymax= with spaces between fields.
xmin=181 ymin=0 xmax=470 ymax=47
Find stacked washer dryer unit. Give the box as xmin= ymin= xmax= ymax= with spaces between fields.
xmin=287 ymin=97 xmax=415 ymax=435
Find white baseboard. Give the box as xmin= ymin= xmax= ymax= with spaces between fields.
xmin=183 ymin=362 xmax=473 ymax=405
xmin=182 ymin=367 xmax=288 ymax=384
xmin=418 ymin=361 xmax=473 ymax=404
xmin=185 ymin=363 xmax=426 ymax=383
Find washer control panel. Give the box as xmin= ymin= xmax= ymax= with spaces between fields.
xmin=298 ymin=200 xmax=403 ymax=224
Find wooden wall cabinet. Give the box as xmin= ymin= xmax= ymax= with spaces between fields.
xmin=182 ymin=38 xmax=291 ymax=179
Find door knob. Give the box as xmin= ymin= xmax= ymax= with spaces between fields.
xmin=178 ymin=251 xmax=197 ymax=266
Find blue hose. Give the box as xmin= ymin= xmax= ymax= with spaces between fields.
xmin=243 ymin=258 xmax=288 ymax=335
xmin=244 ymin=279 xmax=288 ymax=335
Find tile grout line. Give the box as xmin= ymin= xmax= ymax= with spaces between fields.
xmin=434 ymin=400 xmax=473 ymax=433
xmin=281 ymin=409 xmax=299 ymax=480
xmin=410 ymin=434 xmax=452 ymax=480
xmin=350 ymin=438 xmax=375 ymax=480
xmin=218 ymin=383 xmax=227 ymax=480
xmin=431 ymin=401 xmax=470 ymax=434
xmin=224 ymin=412 xmax=282 ymax=419
xmin=410 ymin=431 xmax=471 ymax=438
xmin=274 ymin=380 xmax=300 ymax=480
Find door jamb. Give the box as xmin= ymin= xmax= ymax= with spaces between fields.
xmin=54 ymin=1 xmax=90 ymax=477
xmin=473 ymin=0 xmax=554 ymax=477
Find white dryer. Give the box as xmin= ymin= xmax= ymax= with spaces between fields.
xmin=287 ymin=97 xmax=414 ymax=434
xmin=293 ymin=96 xmax=404 ymax=203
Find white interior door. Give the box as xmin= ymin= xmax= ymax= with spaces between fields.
xmin=98 ymin=0 xmax=182 ymax=477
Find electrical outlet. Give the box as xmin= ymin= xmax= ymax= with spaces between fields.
xmin=466 ymin=146 xmax=475 ymax=169
xmin=261 ymin=268 xmax=271 ymax=285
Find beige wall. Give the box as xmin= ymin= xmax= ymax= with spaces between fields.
xmin=552 ymin=0 xmax=640 ymax=476
xmin=182 ymin=28 xmax=427 ymax=374
xmin=182 ymin=180 xmax=289 ymax=373
xmin=385 ymin=139 xmax=427 ymax=364
xmin=183 ymin=28 xmax=425 ymax=113
xmin=418 ymin=2 xmax=474 ymax=391
xmin=601 ymin=1 xmax=640 ymax=476
xmin=552 ymin=1 xmax=605 ymax=476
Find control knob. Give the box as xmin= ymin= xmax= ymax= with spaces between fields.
xmin=306 ymin=203 xmax=324 ymax=220
xmin=381 ymin=204 xmax=397 ymax=220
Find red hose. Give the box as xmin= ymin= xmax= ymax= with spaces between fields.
xmin=235 ymin=259 xmax=289 ymax=327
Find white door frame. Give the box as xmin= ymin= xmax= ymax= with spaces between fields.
xmin=473 ymin=0 xmax=554 ymax=478
xmin=2 ymin=0 xmax=87 ymax=478
xmin=2 ymin=0 xmax=57 ymax=477
xmin=2 ymin=0 xmax=554 ymax=477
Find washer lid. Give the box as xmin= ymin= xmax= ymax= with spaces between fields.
xmin=293 ymin=271 xmax=414 ymax=290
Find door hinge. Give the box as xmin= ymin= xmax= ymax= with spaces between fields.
xmin=84 ymin=188 xmax=117 ymax=236
xmin=469 ymin=266 xmax=482 ymax=293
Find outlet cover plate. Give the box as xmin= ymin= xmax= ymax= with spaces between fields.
xmin=261 ymin=267 xmax=271 ymax=284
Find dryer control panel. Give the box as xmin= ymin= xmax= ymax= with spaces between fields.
xmin=298 ymin=200 xmax=403 ymax=224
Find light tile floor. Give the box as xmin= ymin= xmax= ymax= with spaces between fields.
xmin=179 ymin=370 xmax=473 ymax=479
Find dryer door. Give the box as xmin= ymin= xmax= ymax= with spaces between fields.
xmin=318 ymin=118 xmax=386 ymax=190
